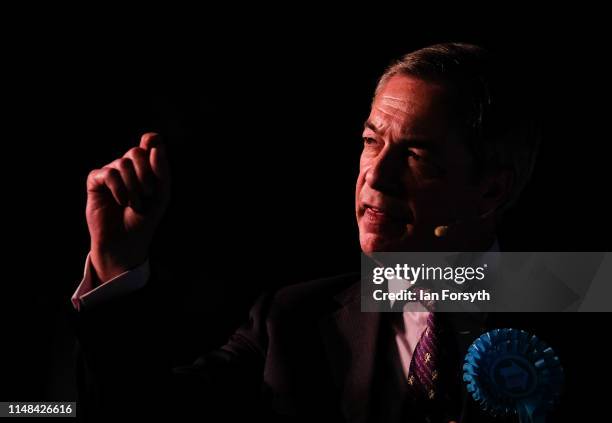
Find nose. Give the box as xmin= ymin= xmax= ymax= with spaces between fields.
xmin=365 ymin=146 xmax=405 ymax=196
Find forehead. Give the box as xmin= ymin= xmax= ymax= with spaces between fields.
xmin=368 ymin=75 xmax=452 ymax=138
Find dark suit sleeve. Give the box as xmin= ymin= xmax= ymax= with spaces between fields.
xmin=71 ymin=269 xmax=272 ymax=422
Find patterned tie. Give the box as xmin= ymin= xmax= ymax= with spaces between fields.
xmin=407 ymin=312 xmax=440 ymax=401
xmin=405 ymin=312 xmax=463 ymax=422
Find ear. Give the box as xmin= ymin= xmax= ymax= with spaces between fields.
xmin=478 ymin=168 xmax=514 ymax=215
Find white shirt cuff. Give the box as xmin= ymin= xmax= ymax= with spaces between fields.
xmin=71 ymin=254 xmax=150 ymax=311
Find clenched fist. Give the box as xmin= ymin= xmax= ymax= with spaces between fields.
xmin=86 ymin=133 xmax=171 ymax=283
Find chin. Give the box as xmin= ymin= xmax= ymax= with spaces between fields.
xmin=359 ymin=231 xmax=404 ymax=253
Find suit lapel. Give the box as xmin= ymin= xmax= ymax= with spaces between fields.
xmin=319 ymin=282 xmax=381 ymax=423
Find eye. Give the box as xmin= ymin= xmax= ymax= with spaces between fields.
xmin=363 ymin=136 xmax=377 ymax=145
xmin=407 ymin=150 xmax=422 ymax=161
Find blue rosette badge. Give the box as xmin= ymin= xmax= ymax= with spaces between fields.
xmin=463 ymin=329 xmax=564 ymax=423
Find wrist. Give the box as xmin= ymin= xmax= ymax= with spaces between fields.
xmin=90 ymin=247 xmax=147 ymax=284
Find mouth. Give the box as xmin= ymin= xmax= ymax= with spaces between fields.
xmin=362 ymin=203 xmax=412 ymax=225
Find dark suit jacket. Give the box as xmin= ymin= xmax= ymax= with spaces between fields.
xmin=72 ymin=269 xmax=526 ymax=422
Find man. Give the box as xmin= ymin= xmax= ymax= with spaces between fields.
xmin=72 ymin=43 xmax=540 ymax=422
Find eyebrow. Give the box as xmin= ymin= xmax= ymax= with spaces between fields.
xmin=363 ymin=120 xmax=379 ymax=133
xmin=363 ymin=120 xmax=439 ymax=153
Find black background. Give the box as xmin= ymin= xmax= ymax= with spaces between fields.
xmin=3 ymin=12 xmax=611 ymax=421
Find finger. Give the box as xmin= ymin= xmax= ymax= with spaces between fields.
xmin=139 ymin=132 xmax=163 ymax=152
xmin=87 ymin=168 xmax=128 ymax=206
xmin=106 ymin=158 xmax=143 ymax=212
xmin=124 ymin=147 xmax=155 ymax=196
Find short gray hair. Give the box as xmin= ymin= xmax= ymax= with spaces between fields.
xmin=375 ymin=42 xmax=540 ymax=211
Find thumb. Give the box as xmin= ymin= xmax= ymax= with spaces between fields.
xmin=139 ymin=132 xmax=163 ymax=151
xmin=150 ymin=146 xmax=171 ymax=190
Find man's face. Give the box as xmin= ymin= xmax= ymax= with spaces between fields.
xmin=356 ymin=75 xmax=483 ymax=253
